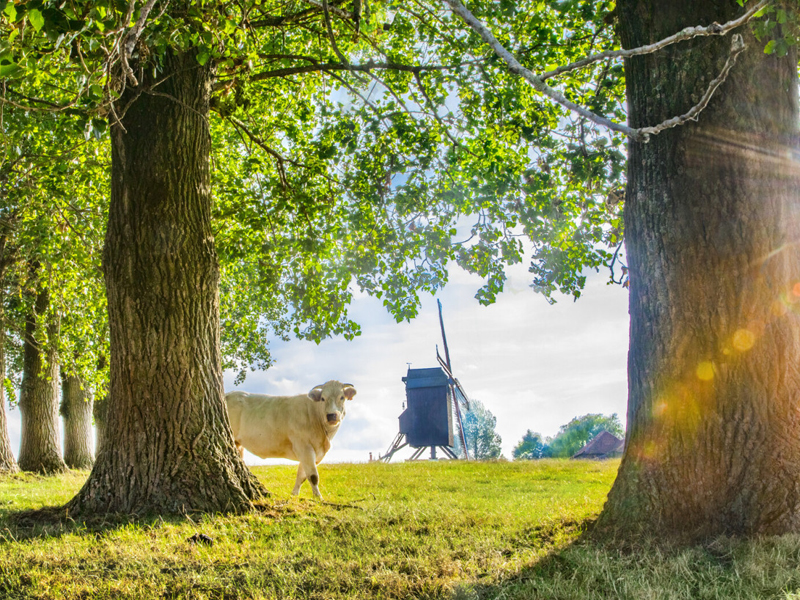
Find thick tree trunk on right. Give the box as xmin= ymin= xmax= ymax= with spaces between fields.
xmin=597 ymin=1 xmax=800 ymax=540
xmin=60 ymin=374 xmax=94 ymax=470
xmin=18 ymin=288 xmax=67 ymax=474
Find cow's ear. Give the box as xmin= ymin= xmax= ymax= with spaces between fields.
xmin=343 ymin=385 xmax=357 ymax=400
xmin=308 ymin=386 xmax=324 ymax=402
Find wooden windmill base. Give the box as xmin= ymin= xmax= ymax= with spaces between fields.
xmin=380 ymin=433 xmax=459 ymax=462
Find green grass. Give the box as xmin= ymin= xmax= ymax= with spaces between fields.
xmin=1 ymin=460 xmax=800 ymax=599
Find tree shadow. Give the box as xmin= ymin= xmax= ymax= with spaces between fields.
xmin=475 ymin=513 xmax=721 ymax=599
xmin=1 ymin=505 xmax=185 ymax=542
xmin=448 ymin=518 xmax=748 ymax=600
xmin=0 ymin=497 xmax=280 ymax=543
xmin=441 ymin=517 xmax=601 ymax=599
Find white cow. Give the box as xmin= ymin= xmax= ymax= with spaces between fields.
xmin=225 ymin=380 xmax=357 ymax=499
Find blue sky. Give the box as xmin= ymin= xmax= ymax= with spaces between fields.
xmin=3 ymin=258 xmax=630 ymax=465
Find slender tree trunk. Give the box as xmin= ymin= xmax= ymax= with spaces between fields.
xmin=0 ymin=317 xmax=18 ymax=473
xmin=60 ymin=374 xmax=94 ymax=469
xmin=93 ymin=394 xmax=107 ymax=455
xmin=18 ymin=287 xmax=67 ymax=474
xmin=597 ymin=1 xmax=800 ymax=540
xmin=67 ymin=50 xmax=266 ymax=514
xmin=0 ymin=212 xmax=17 ymax=473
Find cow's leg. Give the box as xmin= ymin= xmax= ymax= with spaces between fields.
xmin=291 ymin=463 xmax=307 ymax=496
xmin=294 ymin=445 xmax=322 ymax=499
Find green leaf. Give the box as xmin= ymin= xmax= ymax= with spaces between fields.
xmin=28 ymin=8 xmax=44 ymax=32
xmin=196 ymin=49 xmax=210 ymax=66
xmin=0 ymin=62 xmax=22 ymax=78
xmin=4 ymin=2 xmax=16 ymax=21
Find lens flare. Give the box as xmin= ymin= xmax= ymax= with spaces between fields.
xmin=732 ymin=328 xmax=756 ymax=352
xmin=772 ymin=299 xmax=789 ymax=317
xmin=696 ymin=362 xmax=714 ymax=381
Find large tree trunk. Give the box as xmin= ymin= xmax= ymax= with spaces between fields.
xmin=598 ymin=1 xmax=800 ymax=539
xmin=60 ymin=374 xmax=94 ymax=469
xmin=67 ymin=51 xmax=266 ymax=514
xmin=18 ymin=287 xmax=67 ymax=474
xmin=0 ymin=318 xmax=18 ymax=473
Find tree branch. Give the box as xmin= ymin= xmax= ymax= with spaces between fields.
xmin=119 ymin=0 xmax=163 ymax=85
xmin=540 ymin=0 xmax=768 ymax=81
xmin=322 ymin=0 xmax=348 ymax=64
xmin=300 ymin=0 xmax=352 ymax=21
xmin=123 ymin=0 xmax=160 ymax=57
xmin=639 ymin=34 xmax=746 ymax=138
xmin=441 ymin=0 xmax=753 ymax=141
xmin=249 ymin=60 xmax=460 ymax=81
xmin=226 ymin=116 xmax=291 ymax=190
xmin=248 ymin=0 xmax=351 ymax=28
xmin=0 ymin=88 xmax=87 ymax=116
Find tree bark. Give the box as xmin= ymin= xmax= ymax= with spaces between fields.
xmin=597 ymin=1 xmax=800 ymax=540
xmin=60 ymin=374 xmax=94 ymax=469
xmin=67 ymin=50 xmax=266 ymax=514
xmin=93 ymin=394 xmax=107 ymax=455
xmin=0 ymin=317 xmax=18 ymax=473
xmin=18 ymin=287 xmax=67 ymax=474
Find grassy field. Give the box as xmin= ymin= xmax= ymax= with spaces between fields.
xmin=1 ymin=460 xmax=800 ymax=599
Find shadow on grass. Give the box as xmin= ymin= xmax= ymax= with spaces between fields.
xmin=440 ymin=520 xmax=589 ymax=600
xmin=0 ymin=506 xmax=179 ymax=544
xmin=451 ymin=520 xmax=778 ymax=600
xmin=0 ymin=496 xmax=288 ymax=543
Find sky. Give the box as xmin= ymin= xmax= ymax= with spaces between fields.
xmin=2 ymin=259 xmax=630 ymax=466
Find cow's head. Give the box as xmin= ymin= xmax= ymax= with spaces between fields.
xmin=308 ymin=380 xmax=357 ymax=425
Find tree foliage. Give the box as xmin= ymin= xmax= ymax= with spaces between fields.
xmin=0 ymin=98 xmax=109 ymax=398
xmin=512 ymin=429 xmax=546 ymax=460
xmin=462 ymin=399 xmax=503 ymax=460
xmin=543 ymin=413 xmax=623 ymax=458
xmin=1 ymin=0 xmax=628 ymax=383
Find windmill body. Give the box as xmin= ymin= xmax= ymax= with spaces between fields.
xmin=381 ymin=301 xmax=472 ymax=462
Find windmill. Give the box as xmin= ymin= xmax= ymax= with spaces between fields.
xmin=381 ymin=300 xmax=473 ymax=461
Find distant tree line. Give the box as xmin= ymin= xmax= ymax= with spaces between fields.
xmin=512 ymin=413 xmax=623 ymax=460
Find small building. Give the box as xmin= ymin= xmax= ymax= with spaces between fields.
xmin=572 ymin=430 xmax=624 ymax=459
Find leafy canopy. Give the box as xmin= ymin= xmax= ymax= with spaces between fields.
xmin=1 ymin=0 xmax=626 ymax=381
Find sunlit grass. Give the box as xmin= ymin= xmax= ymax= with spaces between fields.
xmin=1 ymin=460 xmax=799 ymax=599
xmin=0 ymin=460 xmax=611 ymax=599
